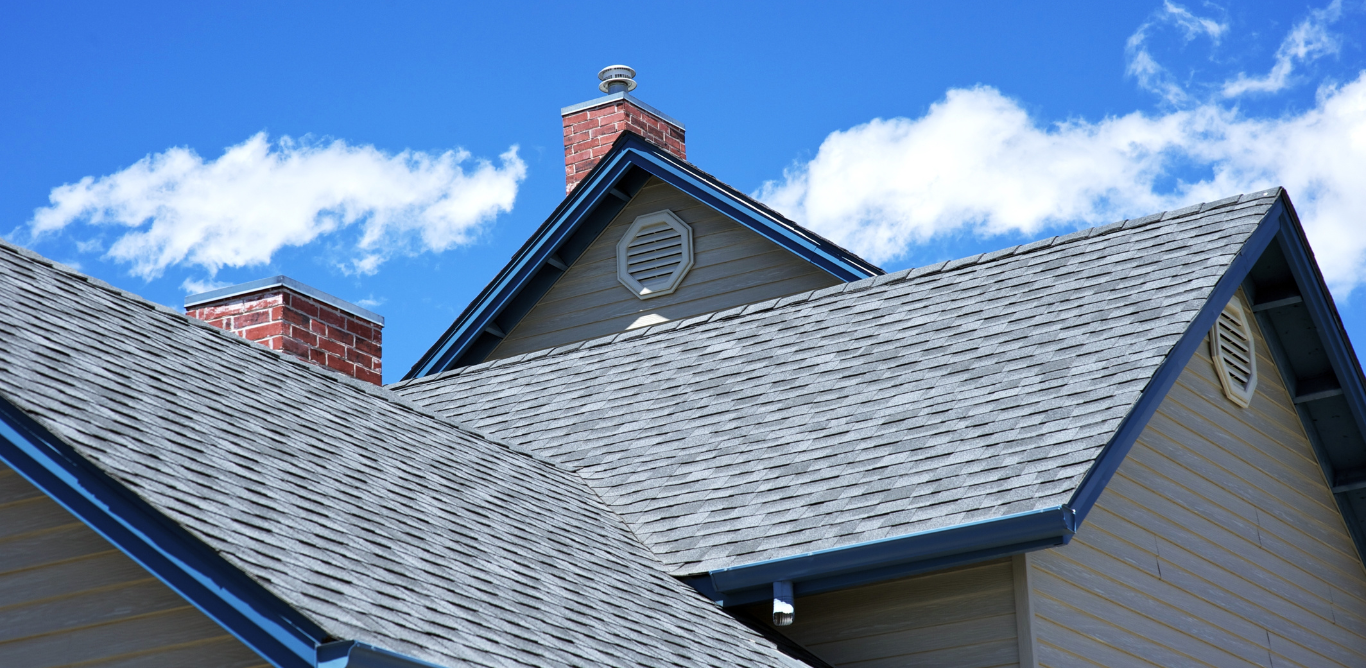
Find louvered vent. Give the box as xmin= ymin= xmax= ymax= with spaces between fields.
xmin=616 ymin=210 xmax=694 ymax=299
xmin=1210 ymin=299 xmax=1258 ymax=407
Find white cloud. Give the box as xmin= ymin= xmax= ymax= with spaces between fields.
xmin=356 ymin=296 xmax=385 ymax=309
xmin=1223 ymin=0 xmax=1342 ymax=97
xmin=180 ymin=277 xmax=230 ymax=295
xmin=74 ymin=237 xmax=103 ymax=254
xmin=30 ymin=133 xmax=527 ymax=279
xmin=757 ymin=74 xmax=1366 ymax=297
xmin=1125 ymin=2 xmax=1229 ymax=105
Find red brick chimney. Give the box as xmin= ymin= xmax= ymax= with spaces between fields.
xmin=185 ymin=276 xmax=383 ymax=385
xmin=562 ymin=65 xmax=686 ymax=194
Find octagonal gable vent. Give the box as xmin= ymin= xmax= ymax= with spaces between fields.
xmin=1210 ymin=298 xmax=1258 ymax=407
xmin=617 ymin=210 xmax=693 ymax=299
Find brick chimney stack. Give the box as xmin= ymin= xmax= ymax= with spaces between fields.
xmin=185 ymin=276 xmax=384 ymax=385
xmin=562 ymin=65 xmax=686 ymax=194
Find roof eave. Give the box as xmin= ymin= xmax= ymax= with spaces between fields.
xmin=686 ymin=192 xmax=1302 ymax=606
xmin=686 ymin=505 xmax=1075 ymax=607
xmin=319 ymin=640 xmax=453 ymax=668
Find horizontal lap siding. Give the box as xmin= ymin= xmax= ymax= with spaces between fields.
xmin=758 ymin=559 xmax=1021 ymax=667
xmin=0 ymin=463 xmax=268 ymax=668
xmin=489 ymin=178 xmax=840 ymax=359
xmin=1032 ymin=295 xmax=1366 ymax=667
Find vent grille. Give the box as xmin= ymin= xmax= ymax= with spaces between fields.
xmin=624 ymin=221 xmax=685 ymax=288
xmin=616 ymin=210 xmax=694 ymax=299
xmin=1210 ymin=299 xmax=1257 ymax=407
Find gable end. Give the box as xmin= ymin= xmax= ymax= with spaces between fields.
xmin=404 ymin=133 xmax=882 ymax=379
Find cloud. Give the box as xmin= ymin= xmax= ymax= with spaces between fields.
xmin=756 ymin=74 xmax=1366 ymax=297
xmin=1223 ymin=0 xmax=1343 ymax=97
xmin=30 ymin=133 xmax=527 ymax=279
xmin=180 ymin=277 xmax=230 ymax=295
xmin=1125 ymin=2 xmax=1229 ymax=104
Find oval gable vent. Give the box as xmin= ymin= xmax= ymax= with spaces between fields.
xmin=1210 ymin=299 xmax=1258 ymax=407
xmin=616 ymin=210 xmax=694 ymax=300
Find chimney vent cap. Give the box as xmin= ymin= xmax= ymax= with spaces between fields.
xmin=598 ymin=65 xmax=637 ymax=93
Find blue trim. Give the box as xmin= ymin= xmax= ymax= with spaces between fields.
xmin=0 ymin=395 xmax=464 ymax=668
xmin=1270 ymin=201 xmax=1366 ymax=566
xmin=0 ymin=396 xmax=326 ymax=668
xmin=1275 ymin=213 xmax=1366 ymax=442
xmin=1066 ymin=198 xmax=1284 ymax=524
xmin=692 ymin=505 xmax=1074 ymax=606
xmin=319 ymin=641 xmax=451 ymax=668
xmin=686 ymin=196 xmax=1291 ymax=607
xmin=404 ymin=134 xmax=881 ymax=379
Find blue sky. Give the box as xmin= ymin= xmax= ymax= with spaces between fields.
xmin=3 ymin=1 xmax=1364 ymax=382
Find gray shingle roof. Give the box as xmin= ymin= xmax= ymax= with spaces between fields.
xmin=0 ymin=241 xmax=817 ymax=667
xmin=394 ymin=190 xmax=1281 ymax=576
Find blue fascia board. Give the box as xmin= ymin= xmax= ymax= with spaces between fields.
xmin=319 ymin=641 xmax=451 ymax=668
xmin=697 ymin=505 xmax=1074 ymax=605
xmin=406 ymin=154 xmax=641 ymax=377
xmin=606 ymin=141 xmax=880 ymax=281
xmin=1275 ymin=211 xmax=1366 ymax=439
xmin=0 ymin=396 xmax=326 ymax=668
xmin=689 ymin=196 xmax=1293 ymax=607
xmin=404 ymin=134 xmax=880 ymax=379
xmin=1066 ymin=198 xmax=1285 ymax=524
xmin=691 ymin=533 xmax=1070 ymax=607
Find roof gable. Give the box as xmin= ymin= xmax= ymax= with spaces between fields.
xmin=404 ymin=132 xmax=882 ymax=379
xmin=484 ymin=176 xmax=843 ymax=361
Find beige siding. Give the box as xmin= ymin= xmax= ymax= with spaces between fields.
xmin=489 ymin=177 xmax=841 ymax=359
xmin=0 ymin=463 xmax=267 ymax=668
xmin=1031 ymin=295 xmax=1366 ymax=667
xmin=756 ymin=558 xmax=1022 ymax=667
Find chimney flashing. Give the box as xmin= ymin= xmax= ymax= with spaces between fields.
xmin=185 ymin=275 xmax=384 ymax=326
xmin=561 ymin=92 xmax=686 ymax=131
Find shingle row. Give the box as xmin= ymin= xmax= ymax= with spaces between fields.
xmin=397 ymin=190 xmax=1279 ymax=575
xmin=0 ymin=240 xmax=814 ymax=667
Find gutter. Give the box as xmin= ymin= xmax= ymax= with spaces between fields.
xmin=687 ymin=505 xmax=1075 ymax=607
xmin=685 ymin=192 xmax=1290 ymax=609
xmin=318 ymin=641 xmax=450 ymax=668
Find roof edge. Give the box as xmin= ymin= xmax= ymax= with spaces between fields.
xmin=1065 ymin=193 xmax=1285 ymax=522
xmin=686 ymin=505 xmax=1075 ymax=607
xmin=673 ymin=191 xmax=1285 ymax=606
xmin=0 ymin=392 xmax=328 ymax=668
xmin=319 ymin=640 xmax=452 ymax=668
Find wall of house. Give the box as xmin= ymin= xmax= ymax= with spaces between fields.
xmin=0 ymin=462 xmax=268 ymax=667
xmin=751 ymin=558 xmax=1025 ymax=668
xmin=1029 ymin=296 xmax=1366 ymax=667
xmin=488 ymin=177 xmax=841 ymax=359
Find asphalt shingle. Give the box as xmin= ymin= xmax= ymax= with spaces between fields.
xmin=395 ymin=191 xmax=1279 ymax=576
xmin=0 ymin=241 xmax=815 ymax=667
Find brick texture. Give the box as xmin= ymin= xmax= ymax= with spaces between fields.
xmin=187 ymin=288 xmax=383 ymax=385
xmin=563 ymin=99 xmax=685 ymax=194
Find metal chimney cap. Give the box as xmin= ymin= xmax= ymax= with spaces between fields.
xmin=598 ymin=65 xmax=637 ymax=93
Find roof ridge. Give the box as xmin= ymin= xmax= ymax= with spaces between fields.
xmin=397 ymin=188 xmax=1281 ymax=388
xmin=0 ymin=237 xmax=569 ymax=472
